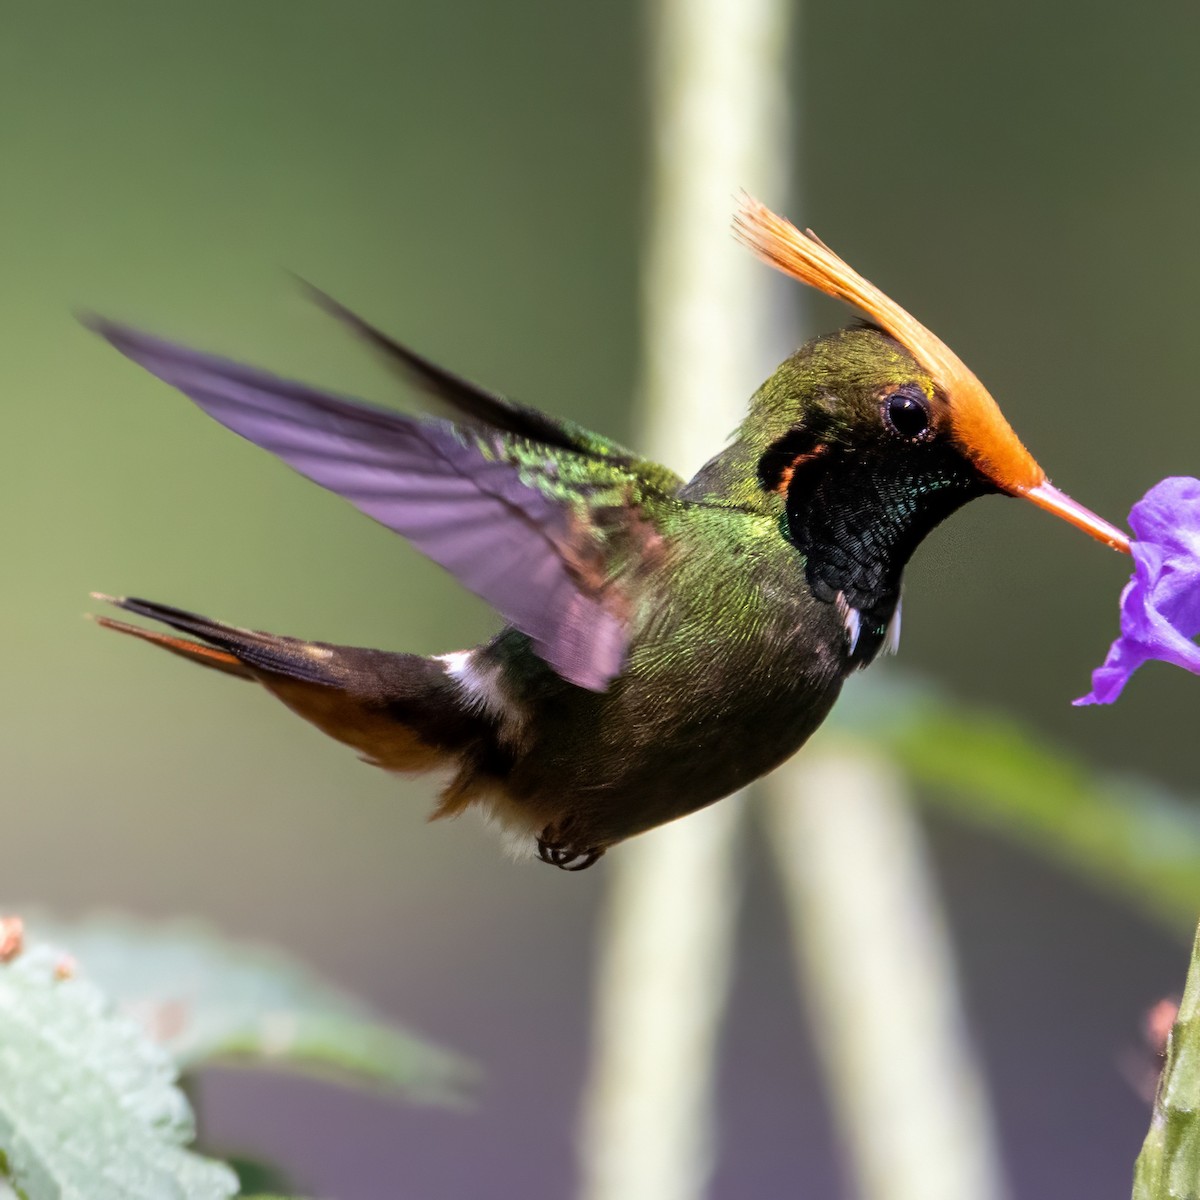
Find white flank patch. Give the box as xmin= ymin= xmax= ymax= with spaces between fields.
xmin=434 ymin=648 xmax=527 ymax=745
xmin=434 ymin=649 xmax=473 ymax=676
xmin=834 ymin=591 xmax=861 ymax=655
xmin=883 ymin=598 xmax=903 ymax=657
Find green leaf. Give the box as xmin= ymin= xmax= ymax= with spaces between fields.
xmin=830 ymin=674 xmax=1200 ymax=932
xmin=0 ymin=1154 xmax=21 ymax=1200
xmin=225 ymin=1153 xmax=295 ymax=1196
xmin=20 ymin=914 xmax=475 ymax=1106
xmin=0 ymin=944 xmax=238 ymax=1200
xmin=1133 ymin=924 xmax=1200 ymax=1199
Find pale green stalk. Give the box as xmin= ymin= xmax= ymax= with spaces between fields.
xmin=577 ymin=808 xmax=746 ymax=1200
xmin=579 ymin=1 xmax=1007 ymax=1197
xmin=1133 ymin=923 xmax=1200 ymax=1200
xmin=575 ymin=0 xmax=790 ymax=1196
xmin=764 ymin=738 xmax=1008 ymax=1200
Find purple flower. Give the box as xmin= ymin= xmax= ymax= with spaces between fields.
xmin=1076 ymin=477 xmax=1200 ymax=705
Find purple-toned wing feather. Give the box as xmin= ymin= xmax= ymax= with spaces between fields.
xmin=90 ymin=320 xmax=628 ymax=691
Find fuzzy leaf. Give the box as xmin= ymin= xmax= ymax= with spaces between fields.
xmin=831 ymin=675 xmax=1200 ymax=932
xmin=20 ymin=914 xmax=474 ymax=1106
xmin=0 ymin=944 xmax=238 ymax=1200
xmin=1133 ymin=923 xmax=1200 ymax=1199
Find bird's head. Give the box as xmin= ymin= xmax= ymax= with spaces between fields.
xmin=733 ymin=195 xmax=1130 ymax=558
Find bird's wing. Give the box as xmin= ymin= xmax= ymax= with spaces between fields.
xmin=90 ymin=320 xmax=677 ymax=691
xmin=302 ymin=285 xmax=686 ymax=495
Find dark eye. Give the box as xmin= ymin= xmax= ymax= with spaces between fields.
xmin=884 ymin=390 xmax=931 ymax=441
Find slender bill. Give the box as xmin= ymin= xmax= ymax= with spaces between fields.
xmin=1020 ymin=481 xmax=1131 ymax=555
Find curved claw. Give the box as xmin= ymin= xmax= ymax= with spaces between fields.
xmin=536 ymin=834 xmax=605 ymax=872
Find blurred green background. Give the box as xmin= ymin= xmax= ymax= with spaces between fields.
xmin=2 ymin=2 xmax=1197 ymax=1196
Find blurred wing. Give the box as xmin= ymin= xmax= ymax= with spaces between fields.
xmin=90 ymin=320 xmax=669 ymax=690
xmin=301 ymin=283 xmax=686 ymax=495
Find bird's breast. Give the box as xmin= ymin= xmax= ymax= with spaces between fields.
xmin=496 ymin=525 xmax=852 ymax=846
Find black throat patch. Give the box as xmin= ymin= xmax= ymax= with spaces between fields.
xmin=780 ymin=444 xmax=994 ymax=664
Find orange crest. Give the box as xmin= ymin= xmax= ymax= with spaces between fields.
xmin=733 ymin=194 xmax=1044 ymax=493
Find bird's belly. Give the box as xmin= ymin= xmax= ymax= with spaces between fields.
xmin=504 ymin=611 xmax=846 ymax=848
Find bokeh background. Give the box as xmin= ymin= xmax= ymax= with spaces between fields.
xmin=2 ymin=2 xmax=1198 ymax=1196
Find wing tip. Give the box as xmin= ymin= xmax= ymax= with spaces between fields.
xmin=289 ymin=273 xmax=348 ymax=321
xmin=79 ymin=310 xmax=123 ymax=344
xmin=80 ymin=313 xmax=172 ymax=368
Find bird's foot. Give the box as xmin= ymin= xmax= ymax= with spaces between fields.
xmin=536 ymin=826 xmax=605 ymax=872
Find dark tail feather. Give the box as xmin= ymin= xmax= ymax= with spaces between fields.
xmin=91 ymin=593 xmax=490 ymax=775
xmin=93 ymin=613 xmax=252 ymax=679
xmin=92 ymin=593 xmax=339 ymax=684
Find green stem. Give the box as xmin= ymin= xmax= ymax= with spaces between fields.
xmin=1133 ymin=923 xmax=1200 ymax=1199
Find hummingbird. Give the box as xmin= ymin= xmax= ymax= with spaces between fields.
xmin=90 ymin=198 xmax=1130 ymax=870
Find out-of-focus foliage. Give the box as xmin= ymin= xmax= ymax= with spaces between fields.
xmin=1133 ymin=924 xmax=1200 ymax=1200
xmin=0 ymin=944 xmax=238 ymax=1200
xmin=833 ymin=674 xmax=1200 ymax=932
xmin=223 ymin=1153 xmax=302 ymax=1199
xmin=0 ymin=915 xmax=472 ymax=1197
xmin=22 ymin=912 xmax=474 ymax=1104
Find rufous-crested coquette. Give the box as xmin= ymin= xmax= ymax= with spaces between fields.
xmin=89 ymin=198 xmax=1130 ymax=870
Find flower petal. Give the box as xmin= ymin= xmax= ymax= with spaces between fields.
xmin=1076 ymin=476 xmax=1200 ymax=705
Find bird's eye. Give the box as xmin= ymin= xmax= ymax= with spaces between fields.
xmin=883 ymin=390 xmax=932 ymax=441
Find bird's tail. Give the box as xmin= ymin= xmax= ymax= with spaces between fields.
xmin=91 ymin=593 xmax=489 ymax=778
